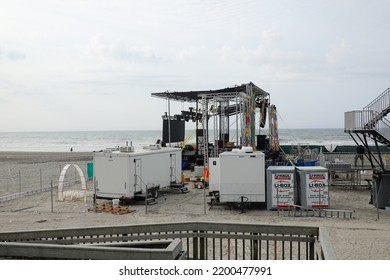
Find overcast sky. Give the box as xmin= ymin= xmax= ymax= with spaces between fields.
xmin=1 ymin=0 xmax=389 ymax=132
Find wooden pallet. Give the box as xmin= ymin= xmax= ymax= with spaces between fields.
xmin=91 ymin=203 xmax=136 ymax=215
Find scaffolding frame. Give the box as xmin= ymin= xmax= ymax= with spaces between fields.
xmin=151 ymin=82 xmax=271 ymax=166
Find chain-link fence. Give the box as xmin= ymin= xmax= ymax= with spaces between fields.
xmin=0 ymin=161 xmax=91 ymax=199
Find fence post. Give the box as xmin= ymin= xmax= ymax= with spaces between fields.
xmin=40 ymin=168 xmax=42 ymax=189
xmin=51 ymin=180 xmax=54 ymax=213
xmin=252 ymin=233 xmax=259 ymax=260
xmin=193 ymin=230 xmax=198 ymax=260
xmin=309 ymin=235 xmax=315 ymax=260
xmin=199 ymin=230 xmax=205 ymax=260
xmin=19 ymin=170 xmax=21 ymax=193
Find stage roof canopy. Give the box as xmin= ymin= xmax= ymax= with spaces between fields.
xmin=151 ymin=82 xmax=269 ymax=102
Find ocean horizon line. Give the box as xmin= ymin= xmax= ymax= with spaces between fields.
xmin=0 ymin=128 xmax=360 ymax=152
xmin=0 ymin=127 xmax=345 ymax=134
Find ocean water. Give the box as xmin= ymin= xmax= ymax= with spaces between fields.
xmin=0 ymin=129 xmax=360 ymax=152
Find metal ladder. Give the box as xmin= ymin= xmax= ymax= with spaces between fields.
xmin=278 ymin=205 xmax=355 ymax=219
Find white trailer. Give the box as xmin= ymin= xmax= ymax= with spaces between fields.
xmin=93 ymin=146 xmax=182 ymax=200
xmin=218 ymin=148 xmax=266 ymax=204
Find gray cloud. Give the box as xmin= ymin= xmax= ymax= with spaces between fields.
xmin=87 ymin=34 xmax=160 ymax=63
xmin=6 ymin=50 xmax=26 ymax=61
xmin=0 ymin=45 xmax=26 ymax=61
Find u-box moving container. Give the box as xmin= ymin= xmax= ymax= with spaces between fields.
xmin=296 ymin=166 xmax=329 ymax=209
xmin=218 ymin=148 xmax=266 ymax=203
xmin=93 ymin=146 xmax=182 ymax=199
xmin=266 ymin=166 xmax=295 ymax=210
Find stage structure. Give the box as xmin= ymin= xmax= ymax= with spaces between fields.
xmin=151 ymin=82 xmax=278 ymax=167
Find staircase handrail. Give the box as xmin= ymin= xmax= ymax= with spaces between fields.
xmin=373 ymin=119 xmax=390 ymax=148
xmin=364 ymin=105 xmax=390 ymax=130
xmin=345 ymin=110 xmax=390 ymax=146
xmin=363 ymin=87 xmax=390 ymax=114
xmin=345 ymin=109 xmax=390 ymax=132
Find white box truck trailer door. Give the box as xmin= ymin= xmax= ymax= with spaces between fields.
xmin=94 ymin=153 xmax=130 ymax=199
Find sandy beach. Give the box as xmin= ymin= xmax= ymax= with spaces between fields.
xmin=0 ymin=151 xmax=390 ymax=260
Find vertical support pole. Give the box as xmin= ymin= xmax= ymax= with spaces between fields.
xmin=236 ymin=92 xmax=239 ymax=147
xmin=195 ymin=100 xmax=199 ymax=165
xmin=214 ymin=102 xmax=217 ymax=156
xmin=241 ymin=95 xmax=245 ymax=147
xmin=373 ymin=136 xmax=385 ymax=171
xmin=250 ymin=84 xmax=256 ymax=147
xmin=168 ymin=95 xmax=171 ymax=147
xmin=205 ymin=98 xmax=209 ymax=166
xmin=202 ymin=97 xmax=208 ymax=215
xmin=203 ymin=179 xmax=206 ymax=215
xmin=374 ymin=177 xmax=380 ymax=220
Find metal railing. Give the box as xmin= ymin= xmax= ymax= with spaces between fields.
xmin=364 ymin=87 xmax=390 ymax=114
xmin=345 ymin=87 xmax=390 ymax=130
xmin=0 ymin=222 xmax=336 ymax=260
xmin=345 ymin=110 xmax=373 ymax=131
xmin=344 ymin=110 xmax=390 ymax=143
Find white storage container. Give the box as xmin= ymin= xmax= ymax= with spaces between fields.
xmin=266 ymin=166 xmax=295 ymax=210
xmin=219 ymin=149 xmax=265 ymax=203
xmin=93 ymin=147 xmax=182 ymax=199
xmin=296 ymin=166 xmax=329 ymax=209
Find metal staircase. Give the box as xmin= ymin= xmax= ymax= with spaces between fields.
xmin=364 ymin=88 xmax=390 ymax=122
xmin=344 ymin=87 xmax=390 ymax=170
